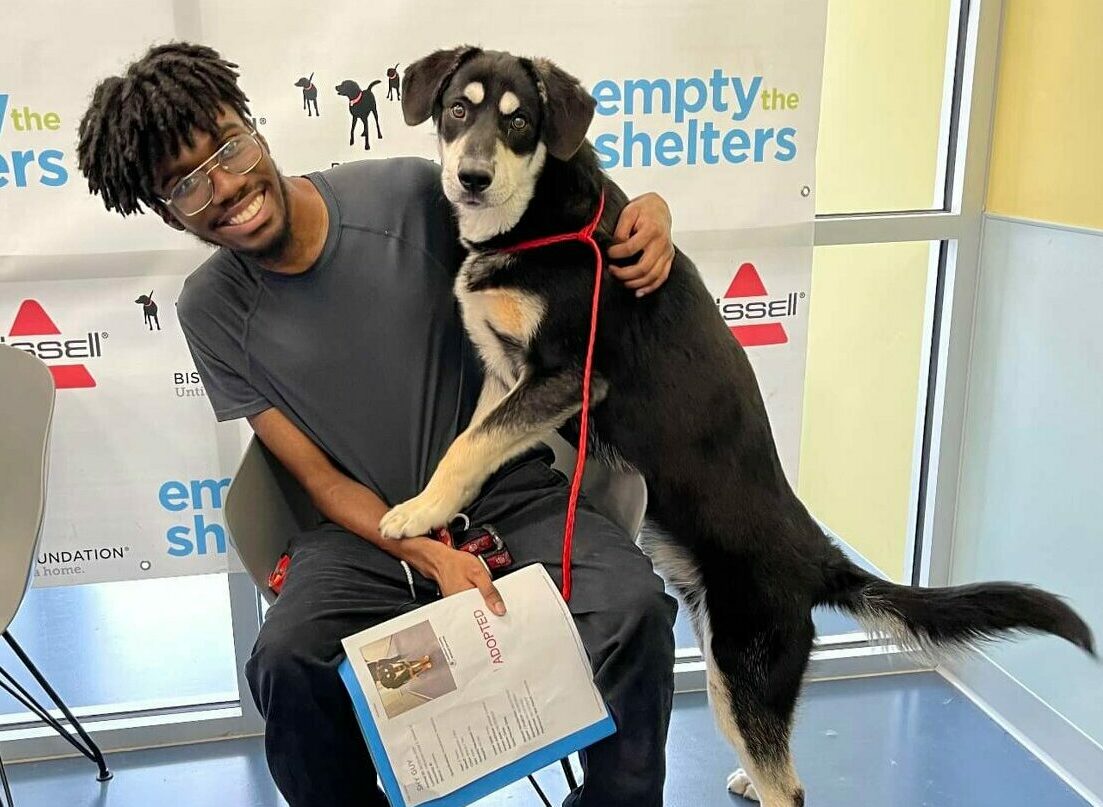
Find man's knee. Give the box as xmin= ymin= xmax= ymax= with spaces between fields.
xmin=246 ymin=617 xmax=339 ymax=716
xmin=624 ymin=577 xmax=678 ymax=656
xmin=595 ymin=570 xmax=678 ymax=669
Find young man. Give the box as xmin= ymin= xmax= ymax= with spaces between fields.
xmin=78 ymin=43 xmax=678 ymax=807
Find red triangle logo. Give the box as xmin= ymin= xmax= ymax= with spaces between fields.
xmin=724 ymin=263 xmax=788 ymax=347
xmin=7 ymin=300 xmax=98 ymax=389
xmin=725 ymin=262 xmax=769 ymax=298
xmin=9 ymin=299 xmax=62 ymax=336
xmin=49 ymin=365 xmax=97 ymax=389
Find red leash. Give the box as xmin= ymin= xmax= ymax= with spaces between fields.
xmin=501 ymin=191 xmax=606 ymax=602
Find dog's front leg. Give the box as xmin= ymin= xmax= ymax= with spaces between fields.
xmin=379 ymin=369 xmax=606 ymax=539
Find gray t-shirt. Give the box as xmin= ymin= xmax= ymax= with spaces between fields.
xmin=177 ymin=157 xmax=483 ymax=506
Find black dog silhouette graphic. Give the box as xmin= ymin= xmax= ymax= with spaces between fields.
xmin=386 ymin=63 xmax=401 ymax=101
xmin=335 ymin=79 xmax=383 ymax=149
xmin=135 ymin=291 xmax=160 ymax=331
xmin=294 ymin=72 xmax=320 ymax=117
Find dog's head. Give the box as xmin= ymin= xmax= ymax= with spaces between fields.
xmin=402 ymin=47 xmax=596 ymax=235
xmin=295 ymin=76 xmax=313 ymax=89
xmin=134 ymin=294 xmax=152 ymax=306
xmin=335 ymin=80 xmax=361 ymax=100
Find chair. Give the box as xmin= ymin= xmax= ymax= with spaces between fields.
xmin=0 ymin=346 xmax=111 ymax=806
xmin=224 ymin=429 xmax=647 ymax=803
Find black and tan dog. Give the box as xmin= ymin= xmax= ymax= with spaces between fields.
xmin=379 ymin=47 xmax=1096 ymax=807
xmin=335 ymin=79 xmax=383 ymax=149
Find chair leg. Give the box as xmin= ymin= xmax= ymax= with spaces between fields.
xmin=1 ymin=632 xmax=111 ymax=782
xmin=527 ymin=773 xmax=552 ymax=807
xmin=560 ymin=755 xmax=579 ymax=791
xmin=0 ymin=747 xmax=13 ymax=807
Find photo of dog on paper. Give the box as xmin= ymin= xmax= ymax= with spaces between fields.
xmin=359 ymin=620 xmax=458 ymax=718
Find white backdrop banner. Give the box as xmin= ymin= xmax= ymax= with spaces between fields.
xmin=2 ymin=0 xmax=827 ymax=586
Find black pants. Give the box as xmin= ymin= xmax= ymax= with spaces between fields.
xmin=245 ymin=450 xmax=678 ymax=807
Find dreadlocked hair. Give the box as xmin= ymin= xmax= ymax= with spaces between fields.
xmin=76 ymin=42 xmax=252 ymax=216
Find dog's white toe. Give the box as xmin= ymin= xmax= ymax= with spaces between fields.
xmin=379 ymin=496 xmax=450 ymax=539
xmin=727 ymin=769 xmax=760 ymax=802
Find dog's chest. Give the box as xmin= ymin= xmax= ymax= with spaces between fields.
xmin=455 ymin=254 xmax=544 ymax=385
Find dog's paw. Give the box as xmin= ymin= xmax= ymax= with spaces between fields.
xmin=727 ymin=769 xmax=760 ymax=802
xmin=379 ymin=493 xmax=455 ymax=540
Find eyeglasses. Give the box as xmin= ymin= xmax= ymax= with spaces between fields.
xmin=159 ymin=130 xmax=265 ymax=217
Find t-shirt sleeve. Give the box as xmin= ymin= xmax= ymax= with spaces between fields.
xmin=181 ymin=324 xmax=271 ymax=421
xmin=177 ymin=273 xmax=271 ymax=422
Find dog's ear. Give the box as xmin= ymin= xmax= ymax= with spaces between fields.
xmin=528 ymin=58 xmax=596 ymax=161
xmin=401 ymin=45 xmax=480 ymax=126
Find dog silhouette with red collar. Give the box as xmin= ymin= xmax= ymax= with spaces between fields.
xmin=294 ymin=73 xmax=320 ymax=117
xmin=386 ymin=63 xmax=401 ymax=101
xmin=134 ymin=291 xmax=159 ymax=331
xmin=335 ymin=79 xmax=383 ymax=149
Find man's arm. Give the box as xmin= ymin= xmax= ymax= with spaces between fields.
xmin=248 ymin=407 xmax=507 ymax=615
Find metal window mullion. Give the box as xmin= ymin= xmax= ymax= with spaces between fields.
xmin=813 ymin=211 xmax=965 ymax=247
xmin=915 ymin=0 xmax=1003 ymax=588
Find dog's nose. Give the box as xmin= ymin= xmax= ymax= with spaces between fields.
xmin=458 ymin=169 xmax=493 ymax=193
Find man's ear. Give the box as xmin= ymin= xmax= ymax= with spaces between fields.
xmin=528 ymin=58 xmax=596 ymax=161
xmin=401 ymin=45 xmax=481 ymax=126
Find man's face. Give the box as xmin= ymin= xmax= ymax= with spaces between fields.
xmin=153 ymin=106 xmax=290 ymax=259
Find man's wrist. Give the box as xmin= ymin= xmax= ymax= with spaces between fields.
xmin=387 ymin=534 xmax=447 ymax=579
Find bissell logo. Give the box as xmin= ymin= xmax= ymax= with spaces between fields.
xmin=1 ymin=300 xmax=105 ymax=388
xmin=716 ymin=262 xmax=802 ymax=347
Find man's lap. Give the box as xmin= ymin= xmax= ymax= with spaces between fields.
xmin=254 ymin=447 xmax=669 ymax=664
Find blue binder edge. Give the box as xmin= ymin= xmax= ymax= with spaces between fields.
xmin=339 ymin=658 xmax=616 ymax=807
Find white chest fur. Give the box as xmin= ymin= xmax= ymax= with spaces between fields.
xmin=455 ymin=254 xmax=545 ymax=386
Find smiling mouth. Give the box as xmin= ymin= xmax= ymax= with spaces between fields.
xmin=220 ymin=191 xmax=265 ymax=227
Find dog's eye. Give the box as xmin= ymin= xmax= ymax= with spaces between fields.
xmin=450 ymin=102 xmax=466 ymax=120
xmin=510 ymin=115 xmax=528 ymax=131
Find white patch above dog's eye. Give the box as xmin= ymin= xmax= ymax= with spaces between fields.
xmin=463 ymin=82 xmax=485 ymax=105
xmin=499 ymin=91 xmax=520 ymax=115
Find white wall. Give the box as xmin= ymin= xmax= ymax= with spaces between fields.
xmin=951 ymin=215 xmax=1103 ymax=746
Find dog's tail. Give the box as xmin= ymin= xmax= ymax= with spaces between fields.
xmin=817 ymin=550 xmax=1095 ymax=658
xmin=367 ymin=80 xmax=382 ymax=91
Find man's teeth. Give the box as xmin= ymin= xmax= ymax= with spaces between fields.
xmin=228 ymin=193 xmax=264 ymax=226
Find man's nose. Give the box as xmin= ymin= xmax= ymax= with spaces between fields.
xmin=208 ymin=163 xmax=249 ymax=207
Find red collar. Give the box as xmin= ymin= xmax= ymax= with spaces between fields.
xmin=500 ymin=191 xmax=605 ymax=254
xmin=350 ymin=91 xmax=363 ymax=106
xmin=307 ymin=83 xmax=315 ymax=92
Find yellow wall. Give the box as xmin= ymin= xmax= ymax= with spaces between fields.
xmin=986 ymin=0 xmax=1103 ymax=229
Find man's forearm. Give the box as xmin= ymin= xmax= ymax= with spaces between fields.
xmin=308 ymin=471 xmax=446 ymax=576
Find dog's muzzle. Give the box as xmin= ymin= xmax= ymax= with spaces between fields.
xmin=457 ymin=157 xmax=493 ymax=194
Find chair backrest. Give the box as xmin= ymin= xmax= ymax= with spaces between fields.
xmin=224 ymin=433 xmax=647 ymax=604
xmin=0 ymin=346 xmax=57 ymax=633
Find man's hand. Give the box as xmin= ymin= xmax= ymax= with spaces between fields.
xmin=607 ymin=192 xmax=675 ymax=297
xmin=403 ymin=537 xmax=507 ymax=616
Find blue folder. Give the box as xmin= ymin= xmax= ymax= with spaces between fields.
xmin=339 ymin=658 xmax=616 ymax=807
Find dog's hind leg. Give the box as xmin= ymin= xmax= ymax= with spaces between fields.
xmin=706 ymin=610 xmax=811 ymax=806
xmin=372 ymin=108 xmax=383 ymax=140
